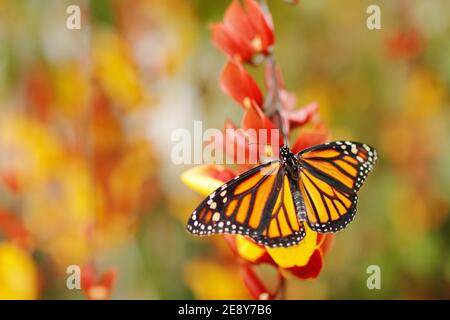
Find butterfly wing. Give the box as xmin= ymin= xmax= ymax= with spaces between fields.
xmin=249 ymin=171 xmax=306 ymax=247
xmin=186 ymin=161 xmax=305 ymax=248
xmin=297 ymin=141 xmax=377 ymax=233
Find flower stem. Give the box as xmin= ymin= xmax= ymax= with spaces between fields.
xmin=259 ymin=0 xmax=269 ymax=12
xmin=267 ymin=56 xmax=290 ymax=147
xmin=274 ymin=271 xmax=287 ymax=300
xmin=259 ymin=0 xmax=289 ymax=146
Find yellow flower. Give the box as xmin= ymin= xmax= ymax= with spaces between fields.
xmin=0 ymin=115 xmax=64 ymax=190
xmin=180 ymin=165 xmax=232 ymax=196
xmin=183 ymin=259 xmax=249 ymax=300
xmin=52 ymin=63 xmax=89 ymax=118
xmin=235 ymin=235 xmax=266 ymax=263
xmin=23 ymin=158 xmax=99 ymax=267
xmin=236 ymin=226 xmax=318 ymax=268
xmin=402 ymin=68 xmax=446 ymax=119
xmin=0 ymin=243 xmax=38 ymax=299
xmin=92 ymin=30 xmax=142 ymax=110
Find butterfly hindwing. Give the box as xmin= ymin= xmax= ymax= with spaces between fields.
xmin=297 ymin=141 xmax=377 ymax=233
xmin=250 ymin=172 xmax=306 ymax=247
xmin=186 ymin=161 xmax=306 ymax=248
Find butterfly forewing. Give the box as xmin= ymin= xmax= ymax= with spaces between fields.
xmin=186 ymin=161 xmax=306 ymax=248
xmin=297 ymin=141 xmax=377 ymax=233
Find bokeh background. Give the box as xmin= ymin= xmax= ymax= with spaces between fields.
xmin=0 ymin=0 xmax=449 ymax=299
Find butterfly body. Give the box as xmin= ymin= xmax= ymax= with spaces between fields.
xmin=186 ymin=141 xmax=377 ymax=248
xmin=279 ymin=146 xmax=308 ymax=222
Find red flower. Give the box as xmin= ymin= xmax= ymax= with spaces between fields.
xmin=291 ymin=123 xmax=329 ymax=153
xmin=207 ymin=165 xmax=236 ymax=183
xmin=220 ymin=60 xmax=263 ymax=109
xmin=0 ymin=206 xmax=32 ymax=250
xmin=223 ymin=103 xmax=282 ymax=165
xmin=230 ymin=230 xmax=334 ymax=299
xmin=210 ymin=0 xmax=274 ymax=63
xmin=1 ymin=171 xmax=21 ymax=194
xmin=386 ymin=27 xmax=423 ymax=60
xmin=81 ymin=264 xmax=116 ymax=300
xmin=223 ymin=119 xmax=255 ymax=165
xmin=241 ymin=101 xmax=283 ymax=150
xmin=286 ymin=233 xmax=334 ymax=280
xmin=228 ymin=227 xmax=333 ymax=282
xmin=25 ymin=64 xmax=52 ymax=122
xmin=264 ymin=62 xmax=319 ymax=131
xmin=281 ymin=102 xmax=319 ymax=132
xmin=241 ymin=101 xmax=276 ymax=133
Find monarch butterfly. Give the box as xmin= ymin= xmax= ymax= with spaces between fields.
xmin=186 ymin=141 xmax=377 ymax=247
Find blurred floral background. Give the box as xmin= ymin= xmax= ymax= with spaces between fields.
xmin=0 ymin=0 xmax=449 ymax=299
